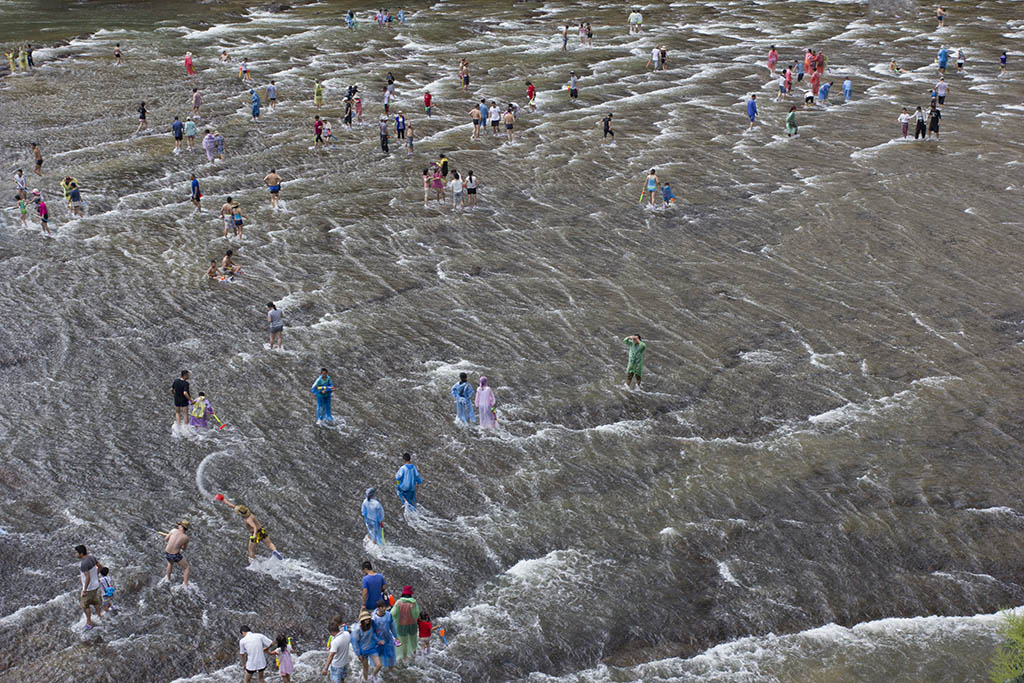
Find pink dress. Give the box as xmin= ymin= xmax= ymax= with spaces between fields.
xmin=276 ymin=647 xmax=293 ymax=675
xmin=185 ymin=55 xmax=195 ymax=75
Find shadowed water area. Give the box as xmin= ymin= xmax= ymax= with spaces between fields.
xmin=1 ymin=0 xmax=1024 ymax=681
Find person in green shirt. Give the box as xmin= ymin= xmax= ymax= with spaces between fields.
xmin=785 ymin=106 xmax=798 ymax=137
xmin=624 ymin=335 xmax=645 ymax=387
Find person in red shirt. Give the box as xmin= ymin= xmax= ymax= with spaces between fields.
xmin=313 ymin=115 xmax=324 ymax=149
xmin=417 ymin=612 xmax=436 ymax=656
xmin=423 ymin=91 xmax=432 ymax=117
xmin=525 ymin=81 xmax=536 ymax=111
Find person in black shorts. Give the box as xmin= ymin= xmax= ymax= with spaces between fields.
xmin=171 ymin=370 xmax=191 ymax=428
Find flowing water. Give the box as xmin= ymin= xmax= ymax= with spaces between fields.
xmin=2 ymin=0 xmax=1024 ymax=681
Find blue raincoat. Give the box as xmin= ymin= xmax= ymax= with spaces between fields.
xmin=451 ymin=380 xmax=475 ymax=423
xmin=251 ymin=90 xmax=261 ymax=118
xmin=311 ymin=374 xmax=334 ymax=422
xmin=352 ymin=622 xmax=379 ymax=657
xmin=372 ymin=610 xmax=399 ymax=667
xmin=362 ymin=488 xmax=384 ymax=544
xmin=395 ymin=462 xmax=423 ymax=510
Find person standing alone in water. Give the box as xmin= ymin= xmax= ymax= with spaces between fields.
xmin=451 ymin=372 xmax=475 ymax=423
xmin=311 ymin=368 xmax=334 ymax=424
xmin=624 ymin=335 xmax=645 ymax=388
xmin=266 ymin=302 xmax=283 ymax=350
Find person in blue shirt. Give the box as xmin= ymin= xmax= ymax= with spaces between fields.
xmin=479 ymin=99 xmax=489 ymax=123
xmin=190 ymin=173 xmax=201 ymax=212
xmin=937 ymin=47 xmax=949 ymax=74
xmin=451 ymin=373 xmax=475 ymax=423
xmin=172 ymin=116 xmax=184 ymax=153
xmin=395 ymin=112 xmax=406 ymax=140
xmin=346 ymin=9 xmax=356 ymax=29
xmin=746 ymin=94 xmax=758 ymax=130
xmin=397 ymin=8 xmax=405 ymax=24
xmin=842 ymin=77 xmax=852 ymax=102
xmin=661 ymin=182 xmax=676 ymax=206
xmin=311 ymin=368 xmax=334 ymax=424
xmin=361 ymin=561 xmax=387 ymax=610
xmin=362 ymin=489 xmax=385 ymax=545
xmin=818 ymin=80 xmax=832 ymax=103
xmin=395 ymin=453 xmax=423 ymax=511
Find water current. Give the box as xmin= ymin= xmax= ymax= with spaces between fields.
xmin=1 ymin=0 xmax=1024 ymax=681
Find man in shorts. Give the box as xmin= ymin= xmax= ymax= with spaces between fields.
xmin=31 ymin=142 xmax=43 ymax=176
xmin=239 ymin=626 xmax=274 ymax=683
xmin=75 ymin=545 xmax=103 ymax=629
xmin=934 ymin=76 xmax=948 ymax=107
xmin=568 ymin=71 xmax=578 ymax=100
xmin=489 ymin=100 xmax=500 ymax=134
xmin=469 ymin=104 xmax=481 ymax=140
xmin=172 ymin=116 xmax=184 ymax=152
xmin=163 ymin=520 xmax=190 ymax=585
xmin=503 ymin=107 xmax=515 ymax=142
xmin=170 ymin=370 xmax=191 ymax=427
xmin=266 ymin=80 xmax=277 ymax=109
xmin=264 ymin=169 xmax=282 ymax=208
xmin=322 ymin=621 xmax=352 ymax=682
xmin=220 ymin=196 xmax=235 ymax=237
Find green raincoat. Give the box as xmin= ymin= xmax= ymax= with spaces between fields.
xmin=785 ymin=111 xmax=797 ymax=136
xmin=391 ymin=597 xmax=420 ymax=661
xmin=625 ymin=337 xmax=646 ymax=376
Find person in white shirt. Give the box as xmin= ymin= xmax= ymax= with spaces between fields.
xmin=322 ymin=622 xmax=353 ymax=682
xmin=934 ymin=77 xmax=949 ymax=106
xmin=489 ymin=100 xmax=501 ymax=135
xmin=239 ymin=627 xmax=274 ymax=683
xmin=647 ymin=46 xmax=660 ymax=70
xmin=897 ymin=107 xmax=912 ymax=138
xmin=449 ymin=171 xmax=464 ymax=212
xmin=464 ymin=170 xmax=478 ymax=208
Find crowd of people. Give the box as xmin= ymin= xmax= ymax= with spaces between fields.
xmin=7 ymin=4 xmax=1010 ymax=680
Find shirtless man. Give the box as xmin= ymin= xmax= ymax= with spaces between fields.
xmin=220 ymin=196 xmax=234 ymax=238
xmin=163 ymin=520 xmax=191 ymax=585
xmin=206 ymin=259 xmax=219 ymax=278
xmin=221 ymin=497 xmax=282 ymax=559
xmin=31 ymin=142 xmax=43 ymax=176
xmin=502 ymin=107 xmax=515 ymax=143
xmin=221 ymin=249 xmax=241 ymax=276
xmin=263 ymin=169 xmax=282 ymax=209
xmin=469 ymin=105 xmax=482 ymax=140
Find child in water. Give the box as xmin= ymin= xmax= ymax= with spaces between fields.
xmin=661 ymin=182 xmax=676 ymax=206
xmin=99 ymin=567 xmax=117 ymax=613
xmin=323 ymin=120 xmax=334 ymax=148
xmin=16 ymin=194 xmax=28 ymax=228
xmin=189 ymin=391 xmax=212 ymax=428
xmin=272 ymin=635 xmax=294 ymax=682
xmin=418 ymin=612 xmax=435 ymax=657
xmin=355 ymin=97 xmax=363 ymax=123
